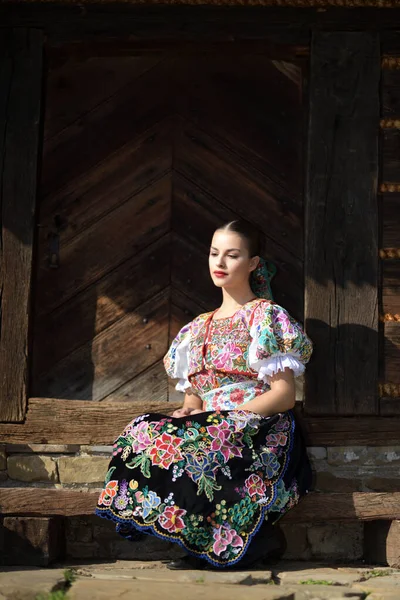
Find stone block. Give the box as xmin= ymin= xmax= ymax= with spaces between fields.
xmin=80 ymin=445 xmax=113 ymax=455
xmin=364 ymin=520 xmax=400 ymax=568
xmin=276 ymin=565 xmax=363 ymax=586
xmin=307 ymin=523 xmax=363 ymax=561
xmin=307 ymin=447 xmax=327 ymax=461
xmin=57 ymin=456 xmax=110 ymax=484
xmin=0 ymin=471 xmax=8 ymax=482
xmin=280 ymin=524 xmax=311 ymax=560
xmin=0 ymin=567 xmax=65 ymax=600
xmin=7 ymin=455 xmax=58 ymax=482
xmin=0 ymin=445 xmax=6 ymax=470
xmin=328 ymin=446 xmax=400 ymax=466
xmin=1 ymin=517 xmax=65 ymax=566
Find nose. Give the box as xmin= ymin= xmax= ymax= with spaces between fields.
xmin=216 ymin=258 xmax=226 ymax=269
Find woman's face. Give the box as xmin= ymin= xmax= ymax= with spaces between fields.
xmin=209 ymin=230 xmax=258 ymax=290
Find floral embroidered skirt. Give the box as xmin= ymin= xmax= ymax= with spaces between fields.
xmin=95 ymin=409 xmax=311 ymax=568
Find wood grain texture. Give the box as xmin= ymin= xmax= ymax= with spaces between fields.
xmin=382 ymin=130 xmax=400 ymax=183
xmin=32 ymin=235 xmax=171 ymax=378
xmin=1 ymin=399 xmax=400 ymax=445
xmin=1 ymin=488 xmax=399 ymax=522
xmin=36 ymin=175 xmax=172 ymax=316
xmin=33 ymin=290 xmax=170 ymax=400
xmin=382 ymin=195 xmax=400 ymax=249
xmin=382 ymin=261 xmax=400 ymax=315
xmin=0 ymin=29 xmax=43 ymax=422
xmin=384 ymin=322 xmax=400 ymax=383
xmin=32 ymin=51 xmax=304 ymax=404
xmin=305 ymin=32 xmax=380 ymax=415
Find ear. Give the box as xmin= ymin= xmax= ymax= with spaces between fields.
xmin=249 ymin=256 xmax=260 ymax=273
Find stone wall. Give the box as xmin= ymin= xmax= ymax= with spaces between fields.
xmin=1 ymin=442 xmax=399 ymax=565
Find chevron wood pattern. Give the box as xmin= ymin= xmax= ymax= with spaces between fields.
xmin=31 ymin=51 xmax=305 ymax=403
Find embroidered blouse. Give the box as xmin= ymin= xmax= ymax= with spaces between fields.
xmin=163 ymin=299 xmax=313 ymax=411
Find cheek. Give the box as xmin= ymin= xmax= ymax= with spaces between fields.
xmin=229 ymin=260 xmax=248 ymax=277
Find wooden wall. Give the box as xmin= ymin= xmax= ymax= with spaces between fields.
xmin=380 ymin=50 xmax=400 ymax=414
xmin=31 ymin=50 xmax=305 ymax=403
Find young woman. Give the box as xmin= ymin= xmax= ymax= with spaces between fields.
xmin=95 ymin=220 xmax=313 ymax=570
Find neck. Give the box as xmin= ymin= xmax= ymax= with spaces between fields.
xmin=220 ymin=285 xmax=256 ymax=311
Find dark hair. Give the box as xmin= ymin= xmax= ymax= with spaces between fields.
xmin=217 ymin=220 xmax=261 ymax=258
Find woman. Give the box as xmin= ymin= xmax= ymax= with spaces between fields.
xmin=95 ymin=220 xmax=313 ymax=570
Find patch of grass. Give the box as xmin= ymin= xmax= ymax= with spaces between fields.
xmin=35 ymin=592 xmax=67 ymax=600
xmin=299 ymin=579 xmax=335 ymax=586
xmin=365 ymin=569 xmax=391 ymax=579
xmin=63 ymin=569 xmax=77 ymax=585
xmin=35 ymin=568 xmax=78 ymax=600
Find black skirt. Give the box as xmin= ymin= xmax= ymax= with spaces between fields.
xmin=95 ymin=409 xmax=311 ymax=568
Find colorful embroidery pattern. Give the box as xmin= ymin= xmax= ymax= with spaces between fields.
xmin=96 ymin=410 xmax=303 ymax=567
xmin=163 ymin=299 xmax=313 ymax=399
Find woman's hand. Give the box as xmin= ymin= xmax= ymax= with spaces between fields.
xmin=171 ymin=407 xmax=192 ymax=418
xmin=171 ymin=407 xmax=205 ymax=418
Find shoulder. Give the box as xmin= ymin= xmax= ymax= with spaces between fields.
xmin=189 ymin=311 xmax=212 ymax=335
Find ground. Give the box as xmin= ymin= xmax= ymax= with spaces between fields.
xmin=1 ymin=561 xmax=400 ymax=600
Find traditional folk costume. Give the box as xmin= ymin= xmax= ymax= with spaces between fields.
xmin=95 ymin=260 xmax=313 ymax=568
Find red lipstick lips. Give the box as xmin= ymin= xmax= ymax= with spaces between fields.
xmin=214 ymin=271 xmax=228 ymax=278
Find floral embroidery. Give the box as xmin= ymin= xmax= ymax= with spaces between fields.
xmin=212 ymin=341 xmax=242 ymax=370
xmin=244 ymin=474 xmax=266 ymax=498
xmin=163 ymin=299 xmax=313 ymax=409
xmin=98 ymin=480 xmax=118 ymax=507
xmin=159 ymin=505 xmax=187 ymax=533
xmin=213 ymin=524 xmax=244 ymax=557
xmin=149 ymin=433 xmax=184 ymax=469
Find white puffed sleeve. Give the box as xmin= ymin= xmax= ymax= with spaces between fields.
xmin=248 ymin=301 xmax=313 ymax=384
xmin=163 ymin=323 xmax=192 ymax=392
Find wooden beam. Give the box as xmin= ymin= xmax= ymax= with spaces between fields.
xmin=0 ymin=29 xmax=44 ymax=422
xmin=3 ymin=6 xmax=400 ymax=44
xmin=1 ymin=399 xmax=400 ymax=446
xmin=305 ymin=32 xmax=380 ymax=416
xmin=1 ymin=489 xmax=399 ymax=522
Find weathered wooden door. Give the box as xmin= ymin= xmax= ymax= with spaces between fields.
xmin=31 ymin=51 xmax=305 ymax=405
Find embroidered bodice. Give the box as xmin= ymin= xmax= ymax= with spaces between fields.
xmin=163 ymin=299 xmax=312 ymax=411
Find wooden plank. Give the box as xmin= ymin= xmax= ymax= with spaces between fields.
xmin=102 ymin=360 xmax=169 ymax=404
xmin=382 ymin=261 xmax=400 ymax=315
xmin=3 ymin=6 xmax=400 ymax=41
xmin=32 ymin=235 xmax=171 ymax=379
xmin=382 ymin=130 xmax=400 ymax=183
xmin=380 ymin=397 xmax=400 ymax=415
xmin=175 ymin=122 xmax=303 ymax=258
xmin=384 ymin=322 xmax=400 ymax=383
xmin=35 ymin=175 xmax=171 ymax=316
xmin=40 ymin=58 xmax=172 ymax=199
xmin=382 ymin=68 xmax=400 ymax=118
xmin=300 ymin=414 xmax=400 ymax=445
xmin=32 ymin=290 xmax=170 ymax=401
xmin=1 ymin=399 xmax=400 ymax=445
xmin=0 ymin=29 xmax=43 ymax=422
xmin=171 ymin=235 xmax=220 ymax=311
xmin=39 ymin=117 xmax=174 ymax=249
xmin=382 ymin=194 xmax=400 ymax=249
xmin=173 ymin=55 xmax=304 ymax=204
xmin=44 ymin=56 xmax=160 ymax=141
xmin=305 ymin=32 xmax=380 ymax=415
xmin=0 ymin=488 xmax=399 ymax=522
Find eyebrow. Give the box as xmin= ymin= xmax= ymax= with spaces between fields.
xmin=211 ymin=247 xmax=241 ymax=252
